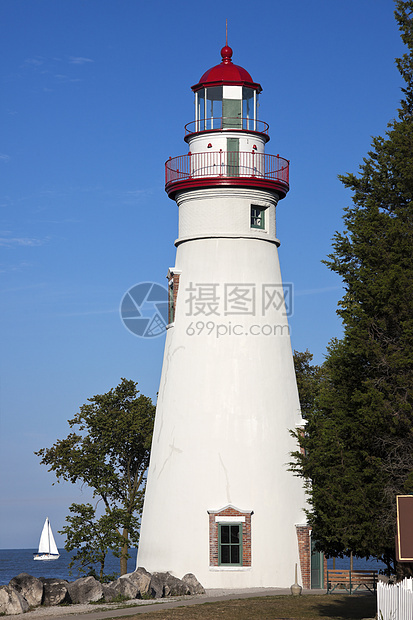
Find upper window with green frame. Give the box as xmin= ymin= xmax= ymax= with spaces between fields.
xmin=251 ymin=206 xmax=266 ymax=229
xmin=219 ymin=523 xmax=242 ymax=566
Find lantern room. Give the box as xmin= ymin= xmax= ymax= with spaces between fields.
xmin=186 ymin=45 xmax=267 ymax=136
xmin=165 ymin=43 xmax=290 ymax=200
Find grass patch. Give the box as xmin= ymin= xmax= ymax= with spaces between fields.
xmin=107 ymin=594 xmax=131 ymax=603
xmin=122 ymin=593 xmax=376 ymax=620
xmin=89 ymin=597 xmax=106 ymax=605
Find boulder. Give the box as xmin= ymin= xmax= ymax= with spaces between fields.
xmin=182 ymin=573 xmax=205 ymax=595
xmin=0 ymin=585 xmax=30 ymax=615
xmin=123 ymin=568 xmax=151 ymax=596
xmin=9 ymin=572 xmax=44 ymax=607
xmin=163 ymin=573 xmax=190 ymax=597
xmin=149 ymin=572 xmax=164 ymax=598
xmin=67 ymin=576 xmax=103 ymax=604
xmin=109 ymin=568 xmax=151 ymax=600
xmin=110 ymin=575 xmax=138 ymax=600
xmin=40 ymin=578 xmax=70 ymax=606
xmin=101 ymin=583 xmax=118 ymax=602
xmin=150 ymin=572 xmax=190 ymax=597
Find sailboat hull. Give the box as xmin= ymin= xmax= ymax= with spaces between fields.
xmin=33 ymin=553 xmax=60 ymax=561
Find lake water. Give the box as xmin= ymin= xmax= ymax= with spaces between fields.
xmin=0 ymin=549 xmax=137 ymax=586
xmin=327 ymin=556 xmax=386 ymax=572
xmin=0 ymin=548 xmax=386 ymax=586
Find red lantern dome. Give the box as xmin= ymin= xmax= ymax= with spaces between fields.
xmin=192 ymin=45 xmax=262 ymax=93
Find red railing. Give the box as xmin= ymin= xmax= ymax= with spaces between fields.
xmin=185 ymin=117 xmax=270 ymax=136
xmin=165 ymin=151 xmax=289 ymax=187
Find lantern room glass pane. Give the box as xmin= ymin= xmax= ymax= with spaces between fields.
xmin=206 ymin=86 xmax=222 ymax=130
xmin=197 ymin=89 xmax=205 ymax=131
xmin=243 ymin=87 xmax=256 ymax=130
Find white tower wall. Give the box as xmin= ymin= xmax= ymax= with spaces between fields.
xmin=177 ymin=188 xmax=276 ymax=241
xmin=137 ymin=186 xmax=307 ymax=587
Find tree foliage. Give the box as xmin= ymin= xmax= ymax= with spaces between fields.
xmin=36 ymin=378 xmax=155 ymax=577
xmin=59 ymin=503 xmax=124 ymax=582
xmin=291 ymin=1 xmax=413 ymax=576
xmin=293 ymin=349 xmax=323 ymax=420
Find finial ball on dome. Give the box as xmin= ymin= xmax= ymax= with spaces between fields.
xmin=221 ymin=45 xmax=233 ymax=63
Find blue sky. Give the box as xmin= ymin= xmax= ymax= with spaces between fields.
xmin=0 ymin=0 xmax=405 ymax=549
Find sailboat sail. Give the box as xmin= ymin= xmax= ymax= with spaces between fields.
xmin=34 ymin=517 xmax=59 ymax=560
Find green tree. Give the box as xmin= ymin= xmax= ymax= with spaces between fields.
xmin=59 ymin=503 xmax=126 ymax=582
xmin=291 ymin=1 xmax=413 ymax=576
xmin=293 ymin=349 xmax=323 ymax=420
xmin=36 ymin=378 xmax=155 ymax=577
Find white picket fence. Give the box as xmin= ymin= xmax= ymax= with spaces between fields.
xmin=377 ymin=578 xmax=413 ymax=620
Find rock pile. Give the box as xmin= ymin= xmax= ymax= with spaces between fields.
xmin=0 ymin=569 xmax=205 ymax=615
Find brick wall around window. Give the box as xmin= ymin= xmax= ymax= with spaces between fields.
xmin=208 ymin=505 xmax=253 ymax=567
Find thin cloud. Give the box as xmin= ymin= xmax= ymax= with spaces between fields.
xmin=24 ymin=57 xmax=44 ymax=67
xmin=0 ymin=236 xmax=44 ymax=248
xmin=53 ymin=74 xmax=81 ymax=83
xmin=0 ymin=154 xmax=10 ymax=163
xmin=68 ymin=56 xmax=94 ymax=65
xmin=38 ymin=218 xmax=81 ymax=225
xmin=0 ymin=282 xmax=47 ymax=293
xmin=21 ymin=56 xmax=93 ymax=90
xmin=0 ymin=261 xmax=31 ymax=274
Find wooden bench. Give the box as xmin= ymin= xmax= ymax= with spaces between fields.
xmin=327 ymin=569 xmax=378 ymax=594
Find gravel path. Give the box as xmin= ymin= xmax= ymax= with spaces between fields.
xmin=11 ymin=587 xmax=306 ymax=619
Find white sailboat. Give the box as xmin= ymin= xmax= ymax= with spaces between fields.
xmin=34 ymin=517 xmax=60 ymax=561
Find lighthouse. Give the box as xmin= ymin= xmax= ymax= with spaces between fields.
xmin=137 ymin=42 xmax=310 ymax=589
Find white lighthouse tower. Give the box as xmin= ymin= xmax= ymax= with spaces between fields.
xmin=137 ymin=42 xmax=309 ymax=589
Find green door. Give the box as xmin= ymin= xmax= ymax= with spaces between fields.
xmin=223 ymin=99 xmax=242 ymax=129
xmin=227 ymin=138 xmax=239 ymax=177
xmin=311 ymin=537 xmax=324 ymax=589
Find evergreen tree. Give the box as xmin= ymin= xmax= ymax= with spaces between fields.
xmin=293 ymin=349 xmax=323 ymax=420
xmin=291 ymin=1 xmax=413 ymax=576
